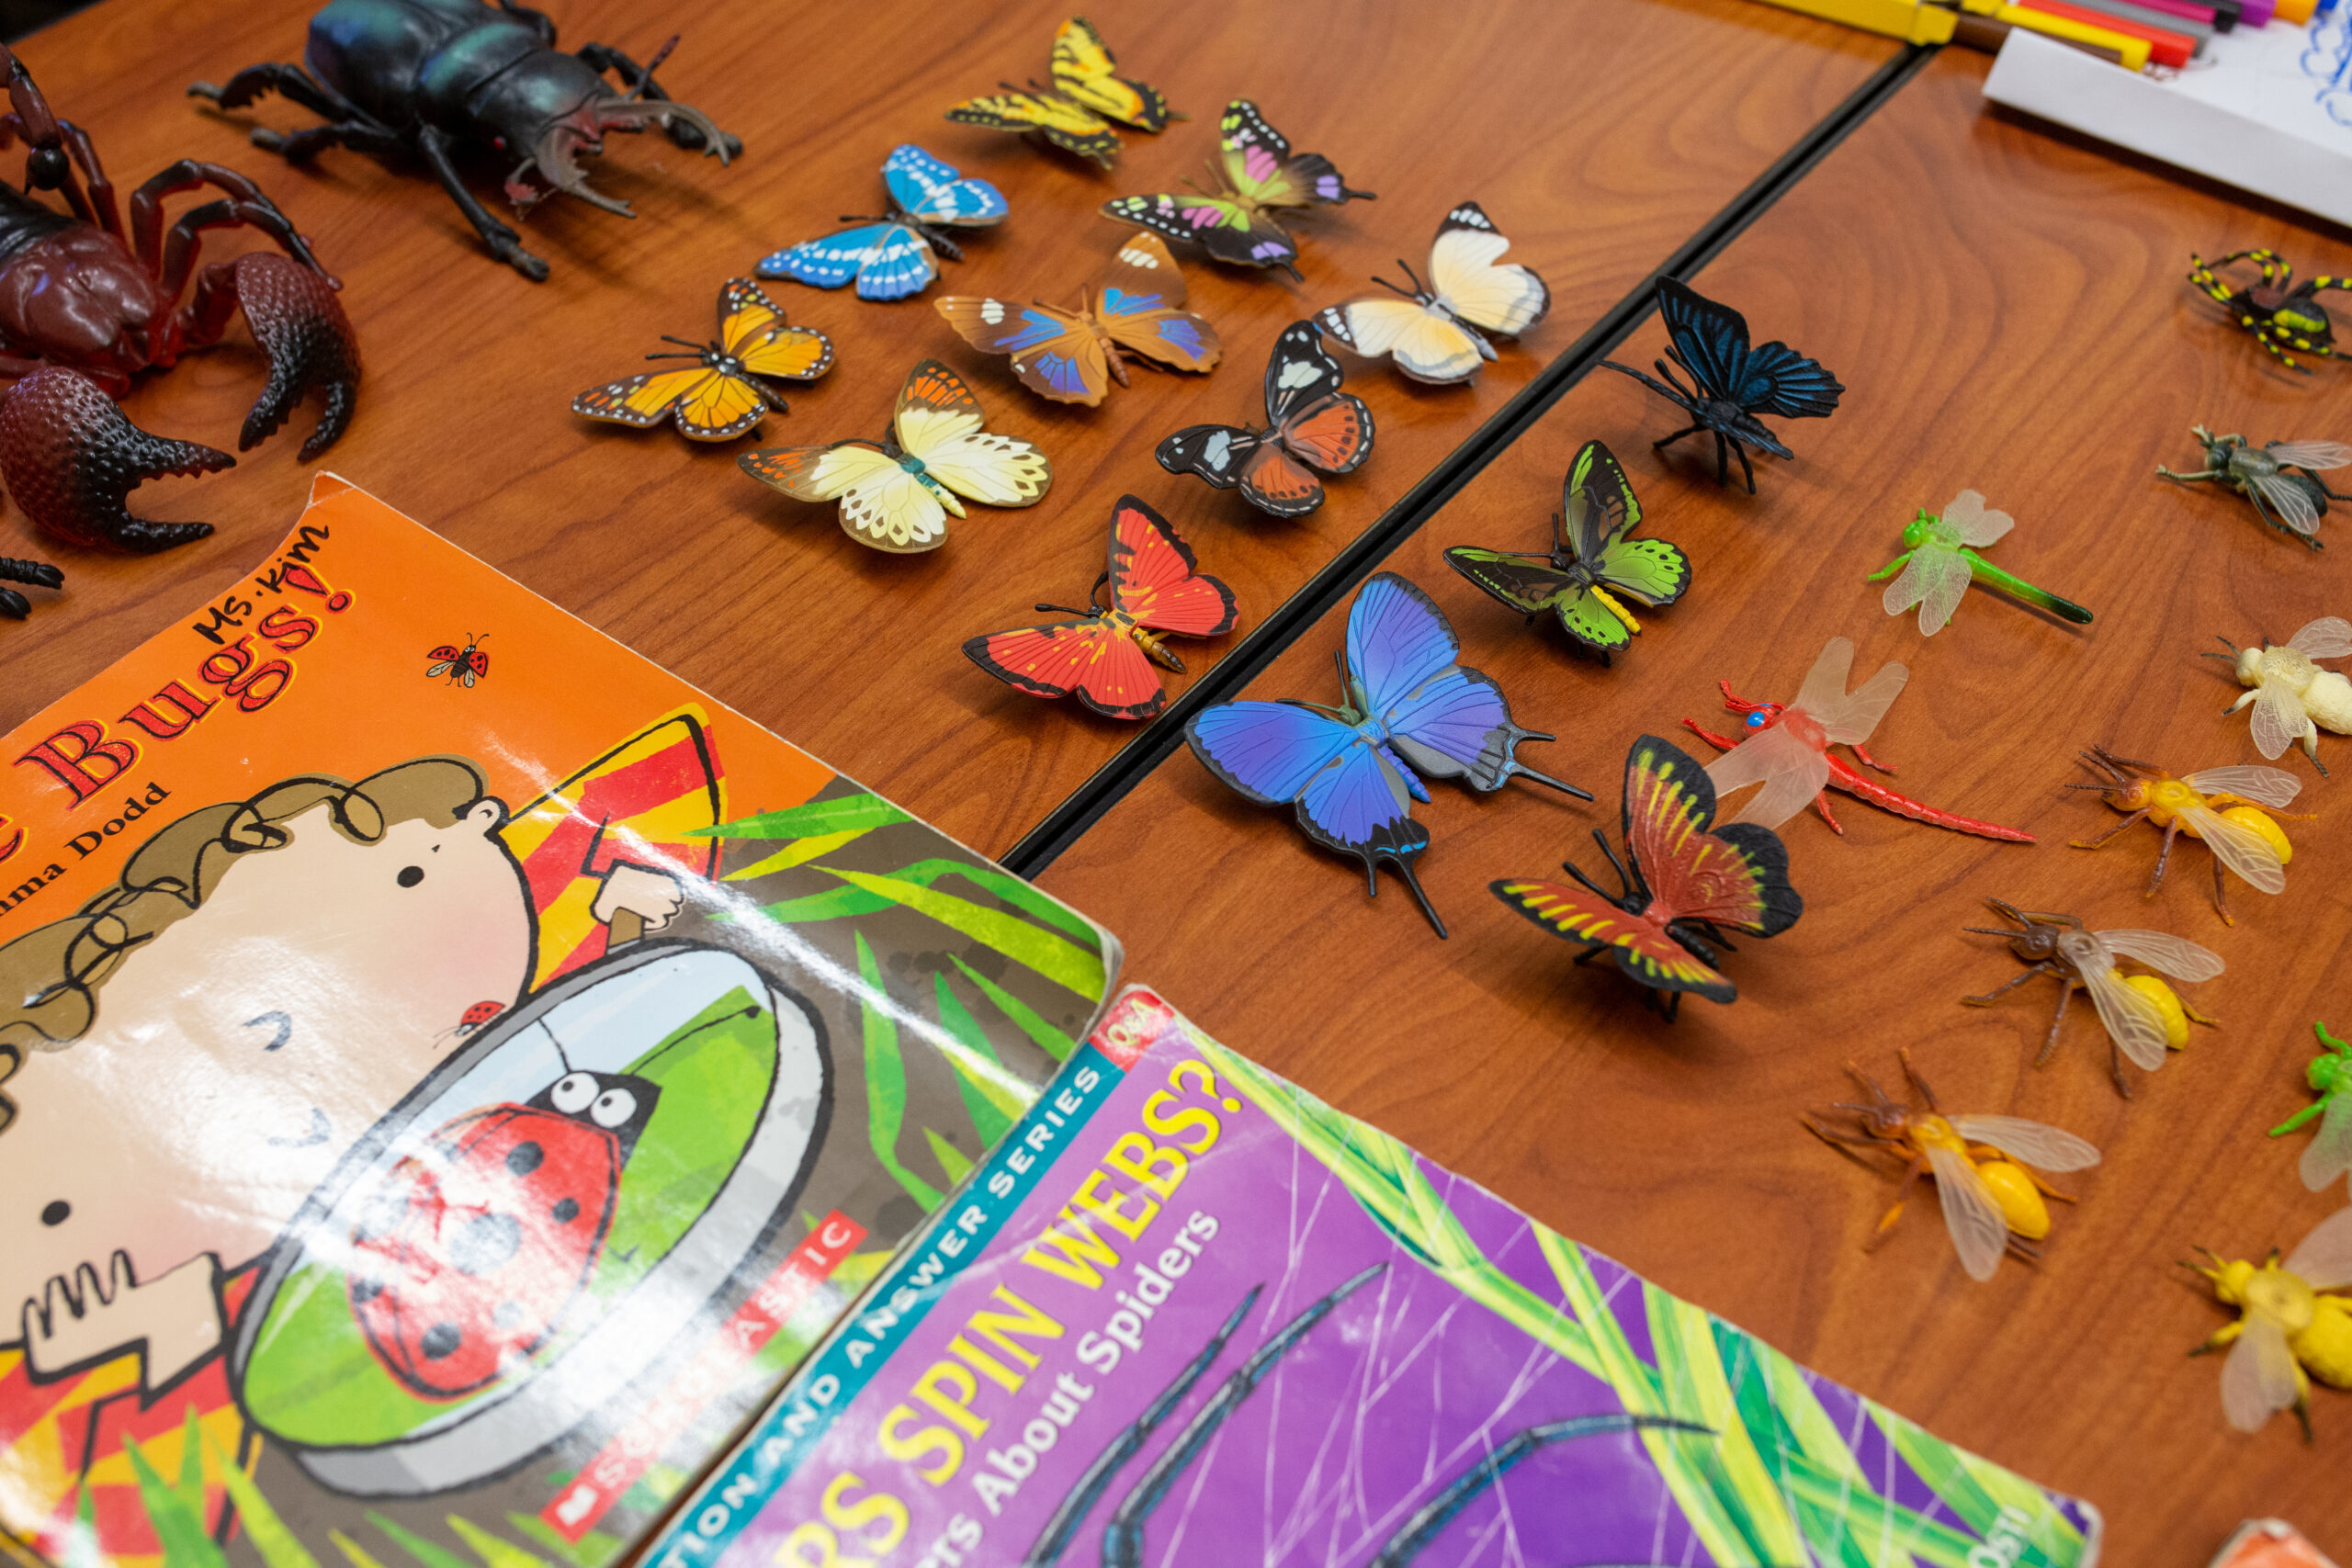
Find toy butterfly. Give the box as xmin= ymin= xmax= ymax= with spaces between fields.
xmin=1600 ymin=277 xmax=1843 ymax=492
xmin=1101 ymin=100 xmax=1374 ymax=281
xmin=1445 ymin=440 xmax=1688 ymax=660
xmin=1157 ymin=321 xmax=1372 ymax=517
xmin=943 ymin=17 xmax=1173 ymax=166
xmin=934 ymin=233 xmax=1220 ymax=407
xmin=1493 ymin=733 xmax=1803 ymax=1016
xmin=739 ymin=361 xmax=1050 ymax=553
xmin=1319 ymin=203 xmax=1549 ymax=385
xmin=1185 ymin=571 xmax=1589 ymax=937
xmin=759 ymin=144 xmax=1008 ymax=302
xmin=965 ymin=495 xmax=1237 ymax=720
xmin=571 ymin=279 xmax=835 ymax=442
xmin=426 ymin=633 xmax=489 ymax=688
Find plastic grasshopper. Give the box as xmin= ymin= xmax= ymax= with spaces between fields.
xmin=2271 ymin=1021 xmax=2352 ymax=1195
xmin=1866 ymin=491 xmax=2092 ymax=637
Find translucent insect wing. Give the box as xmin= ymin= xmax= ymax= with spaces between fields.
xmin=1883 ymin=544 xmax=1973 ymax=637
xmin=2075 ymin=958 xmax=2174 ymax=1071
xmin=2286 ymin=1204 xmax=2352 ymax=1289
xmin=2181 ymin=764 xmax=2301 ymax=807
xmin=2176 ymin=801 xmax=2286 ymax=893
xmin=2290 ymin=616 xmax=2352 ymax=659
xmin=2299 ymin=1094 xmax=2352 ymax=1193
xmin=2249 ymin=469 xmax=2323 ymax=534
xmin=1704 ymin=722 xmax=1828 ymax=831
xmin=2095 ymin=928 xmax=2225 ymax=982
xmin=1947 ymin=1114 xmax=2101 ymax=1172
xmin=2267 ymin=441 xmax=2352 ymax=470
xmin=2222 ymin=1313 xmax=2301 ymax=1430
xmin=1924 ymin=1144 xmax=2011 ymax=1281
xmin=2249 ymin=676 xmax=2312 ymax=760
xmin=1941 ymin=489 xmax=2016 ymax=547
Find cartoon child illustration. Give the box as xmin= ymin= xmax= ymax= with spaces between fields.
xmin=0 ymin=757 xmax=682 ymax=1400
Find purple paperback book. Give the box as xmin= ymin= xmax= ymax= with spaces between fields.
xmin=644 ymin=987 xmax=2103 ymax=1568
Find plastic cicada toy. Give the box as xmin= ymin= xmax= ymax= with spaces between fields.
xmin=1962 ymin=897 xmax=2222 ymax=1097
xmin=2207 ymin=618 xmax=2352 ymax=773
xmin=2158 ymin=426 xmax=2352 ymax=549
xmin=1866 ymin=491 xmax=2091 ymax=636
xmin=1805 ymin=1050 xmax=2099 ymax=1281
xmin=2272 ymin=1021 xmax=2352 ymax=1196
xmin=2069 ymin=744 xmax=2299 ymax=922
xmin=2188 ymin=248 xmax=2349 ymax=371
xmin=2188 ymin=1207 xmax=2352 ymax=1437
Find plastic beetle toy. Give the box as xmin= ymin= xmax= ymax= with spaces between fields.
xmin=0 ymin=43 xmax=357 ymax=553
xmin=193 ymin=0 xmax=738 ymax=281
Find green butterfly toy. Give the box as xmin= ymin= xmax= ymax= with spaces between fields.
xmin=1445 ymin=439 xmax=1690 ymax=661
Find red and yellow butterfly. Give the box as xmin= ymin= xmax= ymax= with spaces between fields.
xmin=965 ymin=495 xmax=1237 ymax=719
xmin=934 ymin=234 xmax=1220 ymax=407
xmin=1156 ymin=321 xmax=1372 ymax=517
xmin=740 ymin=361 xmax=1051 ymax=553
xmin=1492 ymin=733 xmax=1803 ymax=1014
xmin=944 ymin=17 xmax=1174 ymax=166
xmin=573 ymin=279 xmax=835 ymax=442
xmin=1101 ymin=100 xmax=1374 ymax=280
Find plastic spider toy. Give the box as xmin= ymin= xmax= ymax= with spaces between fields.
xmin=0 ymin=42 xmax=358 ymax=553
xmin=2188 ymin=249 xmax=2348 ymax=371
xmin=194 ymin=0 xmax=738 ymax=281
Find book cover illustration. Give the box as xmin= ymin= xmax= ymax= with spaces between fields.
xmin=652 ymin=987 xmax=2102 ymax=1568
xmin=0 ymin=477 xmax=1120 ymax=1568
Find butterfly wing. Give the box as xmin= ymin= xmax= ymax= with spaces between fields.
xmin=1188 ymin=700 xmax=1428 ymax=871
xmin=758 ymin=222 xmax=914 ymax=292
xmin=1442 ymin=547 xmax=1577 ymax=615
xmin=1261 ymin=320 xmax=1351 ymax=427
xmin=1106 ymin=495 xmax=1238 ymax=637
xmin=853 ymin=223 xmax=942 ymax=301
xmin=1736 ymin=340 xmax=1845 ymax=420
xmin=1238 ymin=444 xmax=1329 ymax=517
xmin=1489 ymin=877 xmax=1737 ymax=1001
xmin=1623 ymin=733 xmax=1802 ymax=936
xmin=1351 ymin=573 xmax=1547 ymax=794
xmin=670 ymin=370 xmax=771 ymax=441
xmin=1278 ymin=395 xmax=1374 ymax=477
xmin=741 ymin=439 xmax=950 ymax=552
xmin=966 ymin=618 xmax=1167 ymax=719
xmin=1049 ymin=17 xmax=1174 ymax=131
xmin=718 ymin=278 xmax=837 ymax=383
xmin=1592 ymin=538 xmax=1690 ymax=611
xmin=1657 ymin=277 xmax=1752 ymax=400
xmin=1348 ymin=571 xmax=1467 ymax=717
xmin=1157 ymin=424 xmax=1262 ymax=490
xmin=1558 ymin=439 xmax=1636 ymax=562
xmin=1101 ymin=193 xmax=1300 ymax=275
xmin=945 ymin=90 xmax=1121 ymax=165
xmin=1427 ymin=202 xmax=1550 ymax=336
xmin=1096 ymin=234 xmax=1221 ymax=373
xmin=1317 ymin=297 xmax=1487 ymax=386
xmin=1219 ymin=100 xmax=1371 ymax=208
xmin=572 ymin=367 xmax=723 ymax=434
xmin=881 ymin=143 xmax=1009 ymax=227
xmin=934 ymin=297 xmax=1110 ymax=405
xmin=895 ymin=361 xmax=1052 ymax=508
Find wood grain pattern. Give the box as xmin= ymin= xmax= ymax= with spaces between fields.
xmin=1041 ymin=47 xmax=2352 ymax=1560
xmin=0 ymin=0 xmax=1890 ymax=854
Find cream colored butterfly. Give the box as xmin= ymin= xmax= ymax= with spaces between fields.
xmin=1317 ymin=202 xmax=1549 ymax=385
xmin=738 ymin=360 xmax=1051 ymax=552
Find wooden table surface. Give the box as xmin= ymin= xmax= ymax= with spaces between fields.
xmin=1042 ymin=44 xmax=2352 ymax=1562
xmin=2 ymin=0 xmax=2345 ymax=1559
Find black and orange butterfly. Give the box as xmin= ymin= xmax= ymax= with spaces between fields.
xmin=572 ymin=279 xmax=836 ymax=442
xmin=427 ymin=633 xmax=489 ymax=688
xmin=934 ymin=234 xmax=1220 ymax=407
xmin=965 ymin=495 xmax=1237 ymax=720
xmin=1156 ymin=321 xmax=1372 ymax=517
xmin=1492 ymin=733 xmax=1802 ymax=1016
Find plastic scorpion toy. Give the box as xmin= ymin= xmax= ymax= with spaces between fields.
xmin=2188 ymin=1207 xmax=2352 ymax=1437
xmin=0 ymin=555 xmax=58 ymax=619
xmin=1962 ymin=897 xmax=2222 ymax=1097
xmin=1804 ymin=1050 xmax=2099 ymax=1281
xmin=2188 ymin=248 xmax=2348 ymax=371
xmin=2069 ymin=744 xmax=2299 ymax=921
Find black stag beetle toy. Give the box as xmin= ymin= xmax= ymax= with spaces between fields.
xmin=192 ymin=0 xmax=741 ymax=280
xmin=0 ymin=42 xmax=357 ymax=562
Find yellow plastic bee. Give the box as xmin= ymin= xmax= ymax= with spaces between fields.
xmin=2189 ymin=1207 xmax=2352 ymax=1437
xmin=2207 ymin=617 xmax=2352 ymax=773
xmin=2069 ymin=743 xmax=2300 ymax=922
xmin=1804 ymin=1051 xmax=2100 ymax=1281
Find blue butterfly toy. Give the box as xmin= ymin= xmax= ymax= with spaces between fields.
xmin=1185 ymin=572 xmax=1589 ymax=937
xmin=1600 ymin=277 xmax=1843 ymax=492
xmin=760 ymin=144 xmax=1009 ymax=301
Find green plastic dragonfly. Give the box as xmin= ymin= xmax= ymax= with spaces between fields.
xmin=2272 ymin=1019 xmax=2352 ymax=1195
xmin=1866 ymin=490 xmax=2093 ymax=637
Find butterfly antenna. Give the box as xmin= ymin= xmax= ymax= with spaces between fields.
xmin=1388 ymin=858 xmax=1449 ymax=940
xmin=1591 ymin=828 xmax=1634 ymax=901
xmin=1370 ymin=273 xmax=1417 ymax=299
xmin=1032 ymin=603 xmax=1094 ymax=615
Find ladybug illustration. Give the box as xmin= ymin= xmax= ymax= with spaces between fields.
xmin=347 ymin=1067 xmax=660 ymax=1399
xmin=427 ymin=632 xmax=490 ymax=687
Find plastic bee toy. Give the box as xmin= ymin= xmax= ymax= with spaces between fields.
xmin=2208 ymin=618 xmax=2352 ymax=773
xmin=2188 ymin=249 xmax=2349 ymax=371
xmin=1961 ymin=897 xmax=2221 ymax=1097
xmin=2188 ymin=1207 xmax=2352 ymax=1437
xmin=2068 ymin=743 xmax=2299 ymax=922
xmin=2271 ymin=1021 xmax=2352 ymax=1196
xmin=2158 ymin=426 xmax=2352 ymax=548
xmin=1804 ymin=1050 xmax=2099 ymax=1281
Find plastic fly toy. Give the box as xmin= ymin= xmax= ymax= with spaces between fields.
xmin=1684 ymin=668 xmax=2034 ymax=843
xmin=1804 ymin=1050 xmax=2099 ymax=1281
xmin=1962 ymin=898 xmax=2222 ymax=1097
xmin=2208 ymin=617 xmax=2352 ymax=773
xmin=1866 ymin=490 xmax=2091 ymax=636
xmin=2188 ymin=1207 xmax=2352 ymax=1437
xmin=2271 ymin=1021 xmax=2352 ymax=1197
xmin=2188 ymin=248 xmax=2348 ymax=371
xmin=2069 ymin=744 xmax=2299 ymax=922
xmin=2158 ymin=426 xmax=2352 ymax=548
